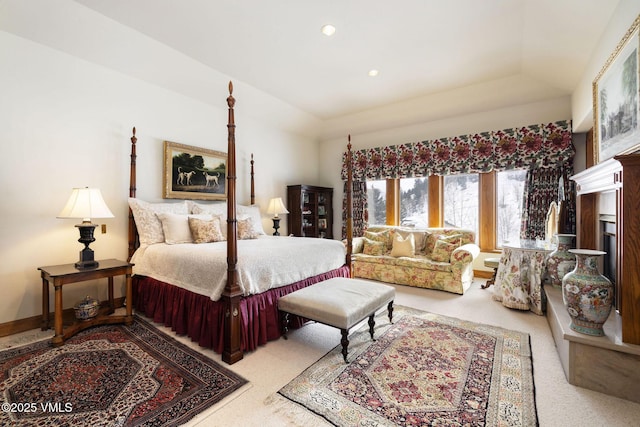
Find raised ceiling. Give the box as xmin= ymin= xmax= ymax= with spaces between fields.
xmin=0 ymin=0 xmax=620 ymax=137
xmin=72 ymin=0 xmax=618 ymax=121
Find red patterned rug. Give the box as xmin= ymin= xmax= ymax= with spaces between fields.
xmin=279 ymin=306 xmax=537 ymax=426
xmin=0 ymin=316 xmax=247 ymax=426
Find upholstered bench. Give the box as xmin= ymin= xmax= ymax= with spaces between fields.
xmin=278 ymin=278 xmax=395 ymax=363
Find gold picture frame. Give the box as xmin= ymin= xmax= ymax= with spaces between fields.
xmin=163 ymin=141 xmax=227 ymax=200
xmin=593 ymin=15 xmax=640 ymax=164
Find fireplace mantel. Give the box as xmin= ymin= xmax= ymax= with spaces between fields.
xmin=570 ymin=153 xmax=640 ymax=345
xmin=571 ymin=158 xmax=621 ymax=195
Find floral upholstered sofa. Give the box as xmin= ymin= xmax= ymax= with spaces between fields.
xmin=350 ymin=225 xmax=480 ymax=294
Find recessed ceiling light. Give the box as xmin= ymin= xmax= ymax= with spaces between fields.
xmin=321 ymin=24 xmax=336 ymax=36
xmin=368 ymin=69 xmax=379 ymax=77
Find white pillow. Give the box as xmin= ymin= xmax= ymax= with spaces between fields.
xmin=237 ymin=204 xmax=266 ymax=235
xmin=390 ymin=233 xmax=415 ymax=257
xmin=156 ymin=213 xmax=212 ymax=244
xmin=128 ymin=198 xmax=188 ymax=245
xmin=188 ymin=201 xmax=227 ymax=217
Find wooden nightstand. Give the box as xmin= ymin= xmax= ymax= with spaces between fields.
xmin=38 ymin=258 xmax=134 ymax=346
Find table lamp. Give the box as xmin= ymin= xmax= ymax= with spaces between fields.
xmin=57 ymin=187 xmax=114 ymax=269
xmin=266 ymin=197 xmax=289 ymax=236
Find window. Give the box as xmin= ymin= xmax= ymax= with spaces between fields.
xmin=443 ymin=174 xmax=479 ymax=239
xmin=366 ymin=170 xmax=526 ymax=250
xmin=366 ymin=180 xmax=386 ymax=226
xmin=400 ymin=177 xmax=428 ymax=228
xmin=496 ymin=169 xmax=527 ymax=247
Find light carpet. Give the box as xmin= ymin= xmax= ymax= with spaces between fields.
xmin=278 ymin=306 xmax=537 ymax=426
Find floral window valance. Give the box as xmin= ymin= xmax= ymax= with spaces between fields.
xmin=341 ymin=120 xmax=573 ymax=180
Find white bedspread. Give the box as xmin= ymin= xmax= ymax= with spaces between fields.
xmin=131 ymin=236 xmax=346 ymax=301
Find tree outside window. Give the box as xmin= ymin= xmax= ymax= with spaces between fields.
xmin=400 ymin=177 xmax=428 ymax=228
xmin=496 ymin=169 xmax=527 ymax=246
xmin=366 ymin=180 xmax=386 ymax=225
xmin=444 ymin=174 xmax=478 ymax=241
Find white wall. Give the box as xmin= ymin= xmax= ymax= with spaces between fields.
xmin=0 ymin=32 xmax=318 ymax=324
xmin=572 ymin=0 xmax=640 ymax=132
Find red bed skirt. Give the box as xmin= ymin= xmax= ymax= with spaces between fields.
xmin=132 ymin=265 xmax=350 ymax=354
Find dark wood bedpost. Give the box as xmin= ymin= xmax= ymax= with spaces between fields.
xmin=346 ymin=135 xmax=353 ymax=275
xmin=128 ymin=127 xmax=138 ymax=261
xmin=250 ymin=153 xmax=255 ymax=205
xmin=222 ymin=82 xmax=244 ymax=364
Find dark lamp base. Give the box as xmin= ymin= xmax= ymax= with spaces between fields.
xmin=75 ymin=223 xmax=100 ymax=270
xmin=75 ymin=259 xmax=99 ymax=270
xmin=272 ymin=217 xmax=281 ymax=236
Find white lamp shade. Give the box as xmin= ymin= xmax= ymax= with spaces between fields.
xmin=57 ymin=188 xmax=114 ymax=221
xmin=266 ymin=197 xmax=289 ymax=217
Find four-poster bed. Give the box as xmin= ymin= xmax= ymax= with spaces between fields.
xmin=128 ymin=82 xmax=354 ymax=364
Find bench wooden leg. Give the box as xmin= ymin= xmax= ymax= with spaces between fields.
xmin=282 ymin=312 xmax=290 ymax=340
xmin=368 ymin=314 xmax=375 ymax=340
xmin=340 ymin=329 xmax=349 ymax=363
xmin=388 ymin=301 xmax=394 ymax=323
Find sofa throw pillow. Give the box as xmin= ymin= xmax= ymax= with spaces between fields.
xmin=423 ymin=232 xmax=440 ymax=255
xmin=390 ymin=233 xmax=415 ymax=257
xmin=363 ymin=237 xmax=386 ymax=256
xmin=364 ymin=229 xmax=391 ymax=250
xmin=188 ymin=216 xmax=225 ymax=243
xmin=394 ymin=229 xmax=426 ymax=253
xmin=431 ymin=239 xmax=459 ymax=262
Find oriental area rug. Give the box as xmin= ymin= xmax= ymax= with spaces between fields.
xmin=0 ymin=316 xmax=247 ymax=426
xmin=279 ymin=307 xmax=537 ymax=426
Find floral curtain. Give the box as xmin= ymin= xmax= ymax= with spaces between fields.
xmin=341 ymin=180 xmax=367 ymax=239
xmin=341 ymin=120 xmax=575 ymax=235
xmin=520 ymin=162 xmax=576 ymax=240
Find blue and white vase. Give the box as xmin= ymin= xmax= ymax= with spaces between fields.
xmin=562 ymin=249 xmax=612 ymax=336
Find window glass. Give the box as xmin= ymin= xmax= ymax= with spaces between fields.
xmin=366 ymin=180 xmax=386 ymax=225
xmin=496 ymin=169 xmax=527 ymax=247
xmin=444 ymin=174 xmax=479 ymax=240
xmin=399 ymin=177 xmax=428 ymax=228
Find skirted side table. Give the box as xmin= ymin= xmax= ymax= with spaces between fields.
xmin=492 ymin=240 xmax=554 ymax=315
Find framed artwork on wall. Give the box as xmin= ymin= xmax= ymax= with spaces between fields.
xmin=593 ymin=15 xmax=640 ymax=164
xmin=163 ymin=141 xmax=227 ymax=200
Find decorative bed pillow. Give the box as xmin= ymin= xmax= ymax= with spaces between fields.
xmin=430 ymin=239 xmax=459 ymax=262
xmin=190 ymin=202 xmax=266 ymax=236
xmin=390 ymin=233 xmax=415 ymax=257
xmin=363 ymin=237 xmax=386 ymax=256
xmin=188 ymin=216 xmax=225 ymax=243
xmin=238 ymin=218 xmax=261 ymax=240
xmin=128 ymin=198 xmax=188 ymax=245
xmin=189 ymin=201 xmax=227 ymax=217
xmin=156 ymin=213 xmax=212 ymax=244
xmin=237 ymin=204 xmax=266 ymax=235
